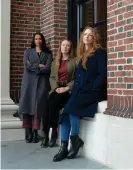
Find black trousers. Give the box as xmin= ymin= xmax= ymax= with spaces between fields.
xmin=42 ymin=91 xmax=70 ymax=133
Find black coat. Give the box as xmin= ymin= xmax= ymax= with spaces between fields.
xmin=60 ymin=48 xmax=107 ymax=120
xmin=19 ymin=48 xmax=53 ymax=118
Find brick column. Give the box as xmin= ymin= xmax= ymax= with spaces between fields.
xmin=105 ymin=0 xmax=133 ymax=118
xmin=41 ymin=0 xmax=67 ymax=56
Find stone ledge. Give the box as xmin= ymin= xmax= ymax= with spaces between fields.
xmin=83 ymin=100 xmax=107 ymax=121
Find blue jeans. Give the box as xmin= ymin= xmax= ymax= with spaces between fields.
xmin=60 ymin=114 xmax=80 ymax=141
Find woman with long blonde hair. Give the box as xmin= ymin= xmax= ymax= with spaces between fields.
xmin=41 ymin=39 xmax=76 ymax=148
xmin=53 ymin=27 xmax=107 ymax=162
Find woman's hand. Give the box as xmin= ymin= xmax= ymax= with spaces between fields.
xmin=39 ymin=64 xmax=45 ymax=68
xmin=55 ymin=86 xmax=70 ymax=93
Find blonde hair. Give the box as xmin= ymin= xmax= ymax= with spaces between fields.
xmin=77 ymin=26 xmax=101 ymax=69
xmin=55 ymin=39 xmax=74 ymax=71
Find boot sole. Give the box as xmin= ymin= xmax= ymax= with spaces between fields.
xmin=53 ymin=152 xmax=68 ymax=162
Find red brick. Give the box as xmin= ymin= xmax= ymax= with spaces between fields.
xmin=115 ymin=21 xmax=125 ymax=27
xmin=108 ymin=41 xmax=117 ymax=47
xmin=108 ymin=16 xmax=117 ymax=23
xmin=115 ymin=46 xmax=126 ymax=52
xmin=124 ymin=65 xmax=133 ymax=70
xmin=124 ymin=24 xmax=133 ymax=31
xmin=124 ymin=38 xmax=133 ymax=44
xmin=108 ymin=78 xmax=117 ymax=82
xmin=123 ymin=90 xmax=133 ymax=95
xmin=108 ymin=53 xmax=117 ymax=59
xmin=107 ymin=4 xmax=117 ymax=11
xmin=124 ymin=11 xmax=133 ymax=19
xmin=107 ymin=29 xmax=117 ymax=35
xmin=115 ymin=84 xmax=126 ymax=89
xmin=108 ymin=89 xmax=117 ymax=94
xmin=115 ymin=33 xmax=126 ymax=40
xmin=124 ymin=52 xmax=133 ymax=57
xmin=124 ymin=77 xmax=133 ymax=82
xmin=108 ymin=65 xmax=117 ymax=71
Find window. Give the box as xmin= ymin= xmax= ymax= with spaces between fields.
xmin=67 ymin=0 xmax=107 ymax=49
xmin=76 ymin=0 xmax=107 ymax=48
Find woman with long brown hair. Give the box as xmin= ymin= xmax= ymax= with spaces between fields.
xmin=53 ymin=27 xmax=107 ymax=162
xmin=41 ymin=39 xmax=76 ymax=148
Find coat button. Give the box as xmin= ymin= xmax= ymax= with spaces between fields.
xmin=79 ymin=74 xmax=80 ymax=76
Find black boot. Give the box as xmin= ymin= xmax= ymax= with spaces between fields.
xmin=49 ymin=128 xmax=58 ymax=147
xmin=25 ymin=128 xmax=29 ymax=140
xmin=40 ymin=137 xmax=49 ymax=148
xmin=67 ymin=135 xmax=84 ymax=159
xmin=26 ymin=128 xmax=33 ymax=143
xmin=40 ymin=129 xmax=49 ymax=148
xmin=32 ymin=130 xmax=39 ymax=143
xmin=53 ymin=141 xmax=68 ymax=162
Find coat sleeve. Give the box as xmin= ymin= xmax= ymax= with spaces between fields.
xmin=50 ymin=60 xmax=59 ymax=91
xmin=24 ymin=49 xmax=40 ymax=73
xmin=92 ymin=48 xmax=107 ymax=90
xmin=38 ymin=53 xmax=53 ymax=74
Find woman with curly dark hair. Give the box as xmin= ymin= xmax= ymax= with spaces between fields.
xmin=19 ymin=32 xmax=53 ymax=143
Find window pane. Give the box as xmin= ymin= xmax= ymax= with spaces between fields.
xmin=95 ymin=0 xmax=107 ymax=23
xmin=82 ymin=0 xmax=94 ymax=29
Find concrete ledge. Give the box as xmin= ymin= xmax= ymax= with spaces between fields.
xmin=79 ymin=102 xmax=133 ymax=169
xmin=97 ymin=100 xmax=107 ymax=113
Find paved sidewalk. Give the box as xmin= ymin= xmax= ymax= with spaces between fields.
xmin=1 ymin=140 xmax=109 ymax=169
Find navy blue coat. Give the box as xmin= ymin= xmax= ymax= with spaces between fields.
xmin=60 ymin=48 xmax=107 ymax=120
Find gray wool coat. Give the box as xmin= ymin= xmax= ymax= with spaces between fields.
xmin=19 ymin=48 xmax=53 ymax=118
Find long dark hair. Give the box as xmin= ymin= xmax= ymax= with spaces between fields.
xmin=31 ymin=32 xmax=51 ymax=53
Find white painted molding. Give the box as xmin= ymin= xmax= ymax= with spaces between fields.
xmin=1 ymin=0 xmax=18 ymax=114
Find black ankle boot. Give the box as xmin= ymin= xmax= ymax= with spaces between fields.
xmin=40 ymin=138 xmax=49 ymax=148
xmin=53 ymin=141 xmax=68 ymax=162
xmin=32 ymin=130 xmax=39 ymax=143
xmin=25 ymin=128 xmax=29 ymax=140
xmin=67 ymin=135 xmax=84 ymax=159
xmin=26 ymin=128 xmax=33 ymax=143
xmin=49 ymin=128 xmax=57 ymax=147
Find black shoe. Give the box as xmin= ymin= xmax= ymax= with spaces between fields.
xmin=53 ymin=141 xmax=68 ymax=162
xmin=49 ymin=138 xmax=57 ymax=147
xmin=49 ymin=128 xmax=57 ymax=147
xmin=40 ymin=138 xmax=49 ymax=148
xmin=25 ymin=128 xmax=29 ymax=140
xmin=32 ymin=130 xmax=39 ymax=143
xmin=26 ymin=128 xmax=33 ymax=143
xmin=13 ymin=111 xmax=19 ymax=117
xmin=67 ymin=135 xmax=84 ymax=159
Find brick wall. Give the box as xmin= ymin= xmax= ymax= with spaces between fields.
xmin=105 ymin=0 xmax=133 ymax=118
xmin=10 ymin=0 xmax=67 ymax=103
xmin=10 ymin=0 xmax=41 ymax=102
xmin=40 ymin=0 xmax=67 ymax=57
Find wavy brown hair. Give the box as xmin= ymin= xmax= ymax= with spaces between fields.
xmin=77 ymin=26 xmax=101 ymax=69
xmin=55 ymin=39 xmax=74 ymax=71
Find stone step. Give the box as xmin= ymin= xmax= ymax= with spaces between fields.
xmin=1 ymin=128 xmax=24 ymax=142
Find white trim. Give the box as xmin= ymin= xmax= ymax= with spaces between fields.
xmin=1 ymin=0 xmax=18 ymax=114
